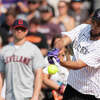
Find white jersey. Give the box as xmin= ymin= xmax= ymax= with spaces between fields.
xmin=62 ymin=24 xmax=100 ymax=98
xmin=0 ymin=41 xmax=46 ymax=100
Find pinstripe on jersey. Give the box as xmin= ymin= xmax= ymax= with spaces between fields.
xmin=62 ymin=24 xmax=100 ymax=98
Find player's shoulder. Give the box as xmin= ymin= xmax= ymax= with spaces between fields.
xmin=25 ymin=41 xmax=38 ymax=47
xmin=0 ymin=43 xmax=13 ymax=55
xmin=77 ymin=24 xmax=91 ymax=29
xmin=25 ymin=41 xmax=40 ymax=50
xmin=1 ymin=43 xmax=12 ymax=51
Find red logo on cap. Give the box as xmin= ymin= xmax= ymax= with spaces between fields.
xmin=18 ymin=20 xmax=23 ymax=25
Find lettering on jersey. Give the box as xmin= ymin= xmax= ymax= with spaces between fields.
xmin=5 ymin=55 xmax=30 ymax=65
xmin=73 ymin=40 xmax=89 ymax=55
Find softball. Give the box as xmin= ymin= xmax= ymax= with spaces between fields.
xmin=48 ymin=64 xmax=58 ymax=75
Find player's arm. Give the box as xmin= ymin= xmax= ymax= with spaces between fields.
xmin=56 ymin=35 xmax=72 ymax=50
xmin=31 ymin=68 xmax=42 ymax=100
xmin=60 ymin=59 xmax=87 ymax=70
xmin=60 ymin=47 xmax=100 ymax=70
xmin=0 ymin=72 xmax=4 ymax=98
xmin=42 ymin=73 xmax=66 ymax=94
xmin=57 ymin=24 xmax=85 ymax=49
xmin=43 ymin=73 xmax=60 ymax=90
xmin=0 ymin=54 xmax=5 ymax=99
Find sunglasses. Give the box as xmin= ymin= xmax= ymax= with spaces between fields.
xmin=28 ymin=1 xmax=38 ymax=4
xmin=15 ymin=27 xmax=27 ymax=32
xmin=41 ymin=10 xmax=49 ymax=13
xmin=58 ymin=6 xmax=66 ymax=8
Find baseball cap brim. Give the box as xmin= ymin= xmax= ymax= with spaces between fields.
xmin=71 ymin=0 xmax=84 ymax=2
xmin=13 ymin=25 xmax=28 ymax=29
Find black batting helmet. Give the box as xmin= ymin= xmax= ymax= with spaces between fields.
xmin=92 ymin=8 xmax=100 ymax=21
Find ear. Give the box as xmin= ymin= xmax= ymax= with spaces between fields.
xmin=25 ymin=29 xmax=28 ymax=35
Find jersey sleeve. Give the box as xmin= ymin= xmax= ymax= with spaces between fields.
xmin=0 ymin=54 xmax=5 ymax=72
xmin=62 ymin=24 xmax=91 ymax=42
xmin=32 ymin=45 xmax=46 ymax=71
xmin=79 ymin=49 xmax=100 ymax=68
xmin=43 ymin=67 xmax=48 ymax=74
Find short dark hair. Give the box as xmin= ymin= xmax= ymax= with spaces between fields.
xmin=51 ymin=35 xmax=62 ymax=48
xmin=5 ymin=9 xmax=16 ymax=18
xmin=29 ymin=18 xmax=40 ymax=25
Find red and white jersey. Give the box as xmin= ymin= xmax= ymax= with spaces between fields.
xmin=62 ymin=24 xmax=100 ymax=98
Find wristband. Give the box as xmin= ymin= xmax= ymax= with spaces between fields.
xmin=58 ymin=83 xmax=65 ymax=94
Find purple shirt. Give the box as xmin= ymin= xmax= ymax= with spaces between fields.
xmin=2 ymin=0 xmax=24 ymax=4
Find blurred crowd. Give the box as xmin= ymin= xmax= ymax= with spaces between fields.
xmin=0 ymin=0 xmax=94 ymax=56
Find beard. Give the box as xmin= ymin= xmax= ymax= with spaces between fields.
xmin=90 ymin=29 xmax=100 ymax=40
